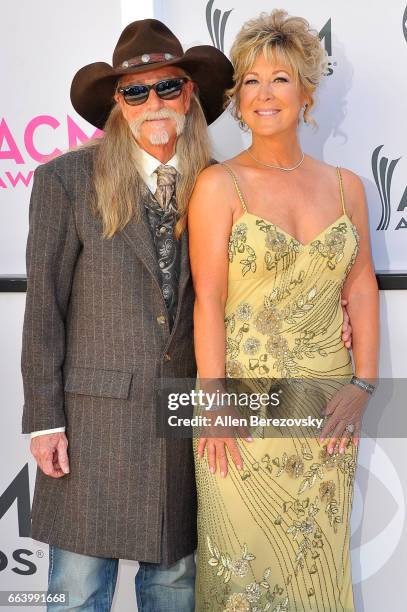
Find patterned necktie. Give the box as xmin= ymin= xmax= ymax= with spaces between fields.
xmin=154 ymin=164 xmax=178 ymax=213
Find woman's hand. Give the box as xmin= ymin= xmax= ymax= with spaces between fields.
xmin=319 ymin=383 xmax=370 ymax=453
xmin=196 ymin=407 xmax=253 ymax=477
xmin=197 ymin=437 xmax=246 ymax=478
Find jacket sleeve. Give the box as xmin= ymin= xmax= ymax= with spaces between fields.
xmin=21 ymin=162 xmax=81 ymax=433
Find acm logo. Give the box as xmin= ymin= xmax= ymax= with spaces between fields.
xmin=0 ymin=464 xmax=38 ymax=575
xmin=205 ymin=1 xmax=336 ymax=75
xmin=374 ymin=5 xmax=407 ymax=231
xmin=373 ymin=145 xmax=407 ymax=231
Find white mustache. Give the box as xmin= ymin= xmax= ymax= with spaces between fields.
xmin=130 ymin=109 xmax=186 ymax=138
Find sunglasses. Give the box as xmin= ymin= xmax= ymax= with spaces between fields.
xmin=117 ymin=77 xmax=190 ymax=106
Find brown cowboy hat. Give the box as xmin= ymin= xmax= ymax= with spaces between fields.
xmin=70 ymin=19 xmax=233 ymax=129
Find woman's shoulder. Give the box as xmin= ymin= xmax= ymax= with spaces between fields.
xmin=333 ymin=165 xmax=366 ymax=211
xmin=307 ymin=157 xmax=366 ymax=220
xmin=309 ymin=157 xmax=365 ymax=200
xmin=199 ymin=158 xmax=240 ymax=177
xmin=195 ymin=160 xmax=242 ymax=193
xmin=337 ymin=166 xmax=364 ymax=194
xmin=189 ymin=161 xmax=243 ymax=221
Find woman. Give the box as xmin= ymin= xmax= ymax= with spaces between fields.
xmin=188 ymin=9 xmax=379 ymax=612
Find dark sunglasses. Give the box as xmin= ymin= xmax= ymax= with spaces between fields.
xmin=117 ymin=77 xmax=190 ymax=106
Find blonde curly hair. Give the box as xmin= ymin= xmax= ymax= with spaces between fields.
xmin=225 ymin=9 xmax=329 ymax=127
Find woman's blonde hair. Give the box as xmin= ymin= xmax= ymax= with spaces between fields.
xmin=225 ymin=9 xmax=328 ymax=127
xmin=85 ymin=89 xmax=211 ymax=239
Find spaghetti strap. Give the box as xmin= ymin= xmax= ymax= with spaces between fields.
xmin=336 ymin=166 xmax=346 ymax=215
xmin=221 ymin=163 xmax=248 ymax=213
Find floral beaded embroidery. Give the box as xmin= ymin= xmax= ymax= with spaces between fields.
xmin=226 ymin=359 xmax=245 ymax=378
xmin=243 ymin=337 xmax=261 ymax=355
xmin=226 ymin=287 xmax=332 ymax=378
xmin=229 ymin=223 xmax=257 ymax=276
xmin=309 ymin=222 xmax=347 ymax=269
xmin=255 ymin=219 xmax=301 ymax=272
xmin=236 ymin=302 xmax=254 ymax=321
xmin=253 ymin=306 xmax=282 ymax=335
xmin=206 ymin=536 xmax=289 ymax=612
xmin=342 ymin=223 xmax=360 ymax=279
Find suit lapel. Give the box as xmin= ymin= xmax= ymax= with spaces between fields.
xmin=120 ymin=198 xmax=161 ymax=285
xmin=81 ymin=155 xmax=160 ymax=282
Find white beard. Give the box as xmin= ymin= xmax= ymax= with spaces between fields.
xmin=148 ymin=130 xmax=170 ymax=145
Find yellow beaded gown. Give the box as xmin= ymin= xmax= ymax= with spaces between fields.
xmin=193 ymin=165 xmax=360 ymax=612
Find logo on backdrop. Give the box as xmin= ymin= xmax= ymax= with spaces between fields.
xmin=0 ymin=116 xmax=101 ymax=189
xmin=0 ymin=464 xmax=41 ymax=576
xmin=0 ymin=465 xmax=30 ymax=537
xmin=204 ymin=2 xmax=336 ymax=75
xmin=319 ymin=18 xmax=336 ymax=76
xmin=206 ymin=0 xmax=233 ymax=52
xmin=372 ymin=145 xmax=407 ymax=231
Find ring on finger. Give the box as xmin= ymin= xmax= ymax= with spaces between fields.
xmin=345 ymin=423 xmax=355 ymax=434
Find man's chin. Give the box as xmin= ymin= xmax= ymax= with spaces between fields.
xmin=148 ymin=131 xmax=170 ymax=146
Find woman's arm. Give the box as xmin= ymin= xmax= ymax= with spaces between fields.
xmin=341 ymin=169 xmax=379 ymax=379
xmin=321 ymin=169 xmax=379 ymax=453
xmin=188 ymin=164 xmax=250 ymax=475
xmin=188 ymin=164 xmax=234 ymax=379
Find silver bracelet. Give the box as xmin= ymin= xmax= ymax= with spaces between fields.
xmin=350 ymin=376 xmax=376 ymax=395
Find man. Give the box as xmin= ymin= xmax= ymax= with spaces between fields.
xmin=21 ymin=19 xmax=233 ymax=611
xmin=21 ymin=17 xmax=352 ymax=612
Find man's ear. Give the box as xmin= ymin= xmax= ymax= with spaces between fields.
xmin=115 ymin=95 xmax=129 ymax=123
xmin=114 ymin=80 xmax=122 ymax=104
xmin=115 ymin=92 xmax=125 ymax=110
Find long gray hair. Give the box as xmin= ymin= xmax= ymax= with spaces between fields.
xmin=87 ymin=92 xmax=211 ymax=239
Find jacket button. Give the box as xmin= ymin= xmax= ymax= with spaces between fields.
xmin=157 ymin=315 xmax=166 ymax=325
xmin=163 ymin=353 xmax=171 ymax=361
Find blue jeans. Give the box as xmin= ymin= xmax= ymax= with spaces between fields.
xmin=47 ymin=545 xmax=195 ymax=611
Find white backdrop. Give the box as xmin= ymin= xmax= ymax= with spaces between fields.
xmin=157 ymin=0 xmax=407 ymax=274
xmin=0 ymin=0 xmax=124 ymax=274
xmin=1 ymin=1 xmax=406 ymax=611
xmin=1 ymin=0 xmax=406 ymax=273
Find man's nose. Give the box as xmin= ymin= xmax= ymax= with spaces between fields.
xmin=144 ymin=88 xmax=164 ymax=111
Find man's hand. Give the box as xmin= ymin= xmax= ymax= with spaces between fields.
xmin=30 ymin=432 xmax=70 ymax=478
xmin=341 ymin=299 xmax=352 ymax=349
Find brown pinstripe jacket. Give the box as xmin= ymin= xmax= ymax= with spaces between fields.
xmin=21 ymin=146 xmax=197 ymax=564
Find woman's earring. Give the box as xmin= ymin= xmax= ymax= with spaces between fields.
xmin=237 ymin=109 xmax=248 ymax=131
xmin=303 ymin=103 xmax=308 ymax=123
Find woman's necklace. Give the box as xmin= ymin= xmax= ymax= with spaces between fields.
xmin=246 ymin=147 xmax=305 ymax=171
